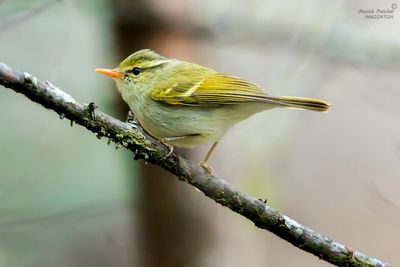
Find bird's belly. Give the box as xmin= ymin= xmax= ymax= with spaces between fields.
xmin=129 ymin=100 xmax=269 ymax=148
xmin=138 ymin=106 xmax=226 ymax=148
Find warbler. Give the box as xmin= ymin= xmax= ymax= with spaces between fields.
xmin=96 ymin=49 xmax=330 ymax=173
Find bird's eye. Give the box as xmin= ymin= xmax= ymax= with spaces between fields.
xmin=129 ymin=67 xmax=142 ymax=75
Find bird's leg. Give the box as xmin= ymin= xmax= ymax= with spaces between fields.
xmin=199 ymin=141 xmax=219 ymax=175
xmin=160 ymin=138 xmax=175 ymax=157
xmin=125 ymin=111 xmax=140 ymax=128
xmin=160 ymin=136 xmax=188 ymax=157
xmin=160 ymin=134 xmax=201 ymax=157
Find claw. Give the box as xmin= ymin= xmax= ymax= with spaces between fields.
xmin=199 ymin=161 xmax=214 ymax=176
xmin=160 ymin=140 xmax=174 ymax=157
xmin=198 ymin=142 xmax=218 ymax=176
xmin=126 ymin=111 xmax=135 ymax=123
xmin=126 ymin=111 xmax=139 ymax=129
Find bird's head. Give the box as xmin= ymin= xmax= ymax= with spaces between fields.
xmin=95 ymin=49 xmax=171 ymax=90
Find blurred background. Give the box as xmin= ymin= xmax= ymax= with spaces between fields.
xmin=1 ymin=0 xmax=400 ymax=266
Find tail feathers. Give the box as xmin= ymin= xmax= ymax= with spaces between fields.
xmin=267 ymin=95 xmax=330 ymax=112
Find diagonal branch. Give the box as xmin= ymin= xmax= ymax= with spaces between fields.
xmin=0 ymin=62 xmax=394 ymax=267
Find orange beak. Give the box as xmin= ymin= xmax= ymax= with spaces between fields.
xmin=95 ymin=68 xmax=123 ymax=79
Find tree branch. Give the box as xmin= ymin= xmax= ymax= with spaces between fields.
xmin=0 ymin=62 xmax=394 ymax=267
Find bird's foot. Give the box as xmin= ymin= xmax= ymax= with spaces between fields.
xmin=125 ymin=111 xmax=140 ymax=128
xmin=160 ymin=140 xmax=174 ymax=157
xmin=199 ymin=161 xmax=214 ymax=176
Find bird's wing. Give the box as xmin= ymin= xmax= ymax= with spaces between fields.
xmin=151 ymin=71 xmax=280 ymax=106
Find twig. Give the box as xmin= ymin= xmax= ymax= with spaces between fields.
xmin=0 ymin=62 xmax=394 ymax=267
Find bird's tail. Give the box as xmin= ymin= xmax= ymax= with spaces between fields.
xmin=266 ymin=95 xmax=331 ymax=112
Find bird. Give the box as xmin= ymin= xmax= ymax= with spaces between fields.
xmin=96 ymin=49 xmax=330 ymax=173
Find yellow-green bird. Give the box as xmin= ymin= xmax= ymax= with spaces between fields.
xmin=96 ymin=49 xmax=330 ymax=173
